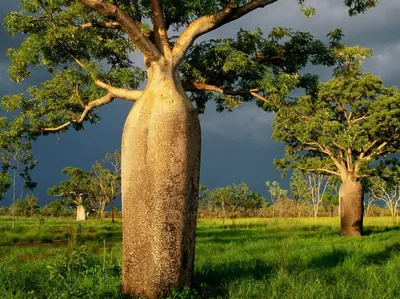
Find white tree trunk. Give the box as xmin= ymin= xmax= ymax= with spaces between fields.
xmin=76 ymin=205 xmax=86 ymax=221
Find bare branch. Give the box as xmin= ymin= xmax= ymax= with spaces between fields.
xmin=303 ymin=140 xmax=347 ymax=176
xmin=172 ymin=0 xmax=278 ymax=67
xmin=149 ymin=0 xmax=171 ymax=57
xmin=351 ymin=114 xmax=369 ymax=124
xmin=183 ymin=81 xmax=273 ymax=105
xmin=80 ymin=0 xmax=162 ymax=62
xmin=42 ymin=122 xmax=71 ymax=132
xmin=71 ymin=56 xmax=143 ymax=101
xmin=42 ymin=93 xmax=114 ymax=132
xmin=94 ymin=80 xmax=143 ymax=101
xmin=358 ymin=138 xmax=379 ymax=161
xmin=80 ymin=21 xmax=120 ymax=29
xmin=298 ymin=166 xmax=341 ymax=177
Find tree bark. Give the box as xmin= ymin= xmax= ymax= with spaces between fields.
xmin=121 ymin=62 xmax=201 ymax=298
xmin=339 ymin=175 xmax=363 ymax=236
xmin=76 ymin=204 xmax=86 ymax=221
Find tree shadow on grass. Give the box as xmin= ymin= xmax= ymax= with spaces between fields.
xmin=307 ymin=247 xmax=348 ymax=269
xmin=364 ymin=243 xmax=400 ymax=265
xmin=363 ymin=225 xmax=400 ymax=236
xmin=195 ymin=258 xmax=274 ymax=298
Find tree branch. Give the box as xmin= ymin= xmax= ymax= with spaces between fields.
xmin=183 ymin=81 xmax=272 ymax=105
xmin=71 ymin=55 xmax=143 ymax=101
xmin=80 ymin=0 xmax=162 ymax=62
xmin=94 ymin=80 xmax=143 ymax=101
xmin=298 ymin=166 xmax=341 ymax=177
xmin=149 ymin=0 xmax=171 ymax=57
xmin=42 ymin=93 xmax=114 ymax=132
xmin=303 ymin=140 xmax=347 ymax=176
xmin=172 ymin=0 xmax=278 ymax=67
xmin=80 ymin=21 xmax=120 ymax=29
xmin=358 ymin=138 xmax=379 ymax=161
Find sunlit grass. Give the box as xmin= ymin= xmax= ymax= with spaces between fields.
xmin=1 ymin=217 xmax=400 ymax=298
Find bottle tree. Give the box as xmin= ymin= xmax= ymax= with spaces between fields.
xmin=2 ymin=0 xmax=377 ymax=296
xmin=47 ymin=167 xmax=95 ymax=221
xmin=273 ymin=49 xmax=400 ymax=236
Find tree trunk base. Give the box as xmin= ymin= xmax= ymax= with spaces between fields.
xmin=76 ymin=205 xmax=86 ymax=221
xmin=340 ymin=176 xmax=363 ymax=237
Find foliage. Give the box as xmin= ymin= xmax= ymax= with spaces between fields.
xmin=370 ymin=172 xmax=400 ymax=222
xmin=273 ymin=65 xmax=400 ymax=182
xmin=91 ymin=151 xmax=121 ymax=218
xmin=24 ymin=194 xmax=39 ymax=217
xmin=290 ymin=171 xmax=331 ymax=218
xmin=41 ymin=200 xmax=71 ymax=217
xmin=0 ymin=0 xmax=377 ymax=142
xmin=0 ymin=172 xmax=11 ymax=201
xmin=47 ymin=167 xmax=95 ymax=210
xmin=199 ymin=183 xmax=264 ymax=217
xmin=265 ymin=181 xmax=288 ymax=204
xmin=13 ymin=198 xmax=28 ymax=216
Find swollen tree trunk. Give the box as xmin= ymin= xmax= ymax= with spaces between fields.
xmin=76 ymin=205 xmax=86 ymax=221
xmin=339 ymin=174 xmax=363 ymax=236
xmin=121 ymin=63 xmax=201 ymax=298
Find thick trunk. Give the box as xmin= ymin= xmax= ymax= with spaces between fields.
xmin=76 ymin=205 xmax=86 ymax=221
xmin=121 ymin=64 xmax=201 ymax=298
xmin=339 ymin=175 xmax=363 ymax=236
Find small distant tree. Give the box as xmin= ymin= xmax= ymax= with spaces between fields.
xmin=99 ymin=150 xmax=121 ymax=222
xmin=321 ymin=192 xmax=339 ymax=217
xmin=1 ymin=141 xmax=37 ymax=229
xmin=25 ymin=194 xmax=39 ymax=217
xmin=42 ymin=200 xmax=67 ymax=217
xmin=92 ymin=161 xmax=120 ymax=220
xmin=48 ymin=167 xmax=95 ymax=221
xmin=290 ymin=172 xmax=310 ymax=217
xmin=363 ymin=195 xmax=376 ymax=218
xmin=370 ymin=176 xmax=400 ymax=225
xmin=291 ymin=171 xmax=330 ymax=219
xmin=212 ymin=186 xmax=233 ymax=229
xmin=265 ymin=181 xmax=288 ymax=217
xmin=14 ymin=198 xmax=29 ymax=216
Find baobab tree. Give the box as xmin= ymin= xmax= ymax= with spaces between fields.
xmin=48 ymin=167 xmax=95 ymax=221
xmin=2 ymin=0 xmax=378 ymax=296
xmin=273 ymin=59 xmax=400 ymax=236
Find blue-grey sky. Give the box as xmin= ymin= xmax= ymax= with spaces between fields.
xmin=0 ymin=0 xmax=399 ymax=206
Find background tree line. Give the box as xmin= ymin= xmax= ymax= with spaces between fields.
xmin=0 ymin=150 xmax=121 ymax=222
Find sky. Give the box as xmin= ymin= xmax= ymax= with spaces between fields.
xmin=0 ymin=0 xmax=399 ymax=206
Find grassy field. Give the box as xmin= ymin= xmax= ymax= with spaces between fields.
xmin=1 ymin=217 xmax=400 ymax=298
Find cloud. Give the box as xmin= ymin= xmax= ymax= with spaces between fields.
xmin=200 ymin=102 xmax=276 ymax=146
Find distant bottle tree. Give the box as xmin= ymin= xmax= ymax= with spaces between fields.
xmin=273 ymin=53 xmax=400 ymax=236
xmin=48 ymin=167 xmax=95 ymax=221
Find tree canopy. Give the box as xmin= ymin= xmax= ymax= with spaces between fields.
xmin=1 ymin=0 xmax=378 ymax=138
xmin=47 ymin=166 xmax=95 ymax=208
xmin=273 ymin=65 xmax=400 ymax=182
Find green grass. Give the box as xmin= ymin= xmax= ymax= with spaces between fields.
xmin=1 ymin=217 xmax=400 ymax=298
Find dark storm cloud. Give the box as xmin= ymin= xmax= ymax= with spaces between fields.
xmin=0 ymin=1 xmax=399 ymax=204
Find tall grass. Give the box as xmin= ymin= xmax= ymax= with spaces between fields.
xmin=1 ymin=217 xmax=400 ymax=298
